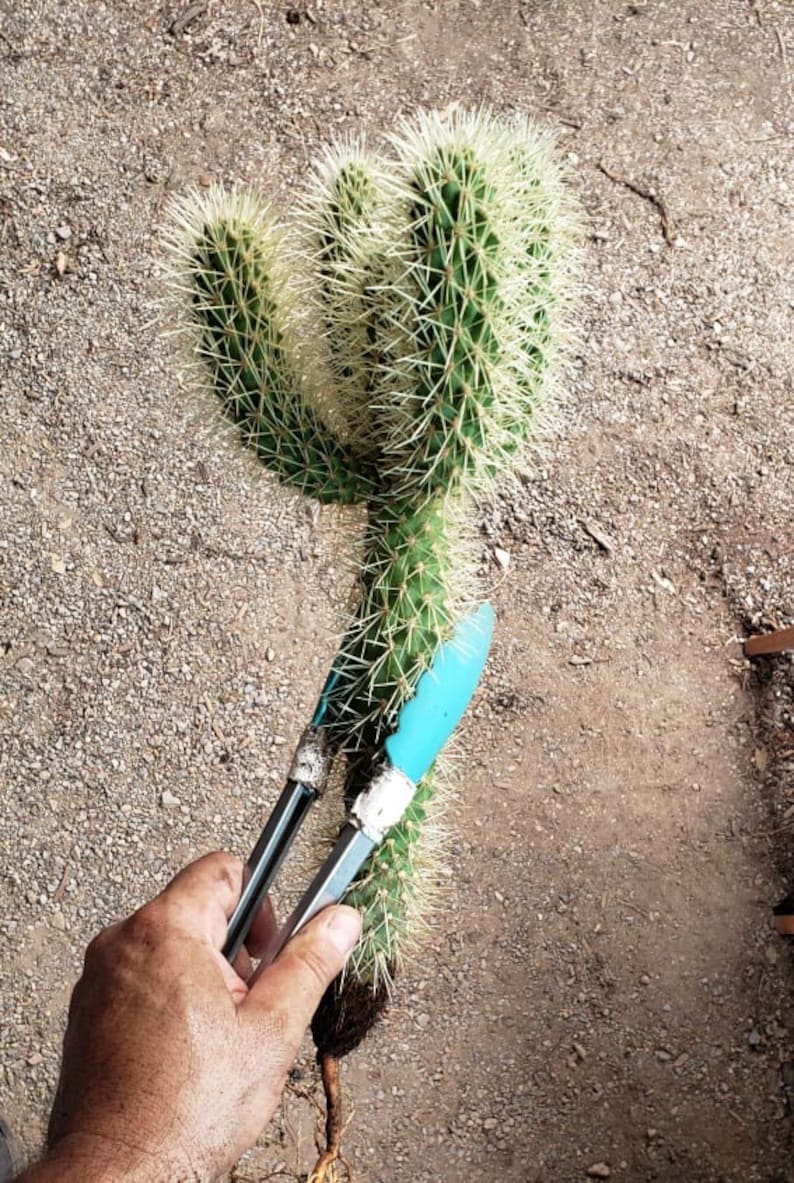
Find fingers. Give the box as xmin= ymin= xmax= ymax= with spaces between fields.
xmin=245 ymin=896 xmax=277 ymax=960
xmin=156 ymin=854 xmax=281 ymax=998
xmin=160 ymin=853 xmax=278 ymax=958
xmin=230 ymin=893 xmax=277 ymax=982
xmin=159 ymin=852 xmax=245 ymax=949
xmin=243 ymin=906 xmax=361 ymax=1045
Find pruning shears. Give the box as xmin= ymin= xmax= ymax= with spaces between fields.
xmin=223 ymin=602 xmax=495 ymax=966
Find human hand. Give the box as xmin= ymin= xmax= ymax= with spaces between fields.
xmin=18 ymin=852 xmax=361 ymax=1183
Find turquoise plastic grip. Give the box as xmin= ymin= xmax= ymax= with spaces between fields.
xmin=384 ymin=603 xmax=495 ymax=783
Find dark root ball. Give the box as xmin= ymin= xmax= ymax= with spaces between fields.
xmin=311 ymin=971 xmax=391 ymax=1059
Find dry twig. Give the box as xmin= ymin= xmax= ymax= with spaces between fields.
xmin=597 ymin=161 xmax=675 ymax=245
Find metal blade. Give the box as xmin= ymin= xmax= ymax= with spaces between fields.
xmin=261 ymin=823 xmax=376 ymax=966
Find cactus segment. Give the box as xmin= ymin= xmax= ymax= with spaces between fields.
xmin=325 ymin=494 xmax=461 ymax=750
xmin=300 ymin=144 xmax=383 ymax=456
xmin=166 ymin=189 xmax=372 ymax=505
xmin=343 ymin=767 xmax=444 ymax=988
xmin=364 ymin=110 xmax=578 ymax=498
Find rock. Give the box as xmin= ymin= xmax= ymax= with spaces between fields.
xmin=483 ymin=1117 xmax=498 ymax=1131
xmin=493 ymin=546 xmax=511 ymax=570
xmin=160 ymin=790 xmax=180 ymax=809
xmin=55 ymin=224 xmax=72 ymax=241
xmin=50 ymin=910 xmax=65 ymax=931
xmin=586 ymin=1165 xmax=611 ymax=1180
xmin=265 ymin=646 xmax=276 ymax=662
xmin=748 ymin=1028 xmax=762 ymax=1049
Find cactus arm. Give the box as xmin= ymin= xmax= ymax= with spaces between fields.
xmin=301 ymin=147 xmax=382 ymax=458
xmin=370 ymin=110 xmax=577 ymax=498
xmin=168 ymin=191 xmax=372 ymax=506
xmin=499 ymin=121 xmax=580 ymax=458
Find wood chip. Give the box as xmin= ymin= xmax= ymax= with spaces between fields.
xmin=744 ymin=626 xmax=794 ymax=658
xmin=581 ymin=519 xmax=615 ymax=554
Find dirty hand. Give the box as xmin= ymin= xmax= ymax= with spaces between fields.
xmin=18 ymin=853 xmax=361 ymax=1183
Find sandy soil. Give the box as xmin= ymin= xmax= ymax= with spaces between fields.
xmin=1 ymin=2 xmax=792 ymax=1181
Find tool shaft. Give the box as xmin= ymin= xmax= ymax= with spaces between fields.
xmin=263 ymin=823 xmax=376 ymax=965
xmin=223 ymin=779 xmax=316 ymax=962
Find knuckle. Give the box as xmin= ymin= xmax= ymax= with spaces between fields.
xmin=123 ymin=901 xmax=168 ymax=948
xmin=83 ymin=925 xmax=114 ymax=969
xmin=209 ymin=851 xmax=242 ymax=896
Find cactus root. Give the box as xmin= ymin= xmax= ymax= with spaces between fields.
xmin=309 ymin=1054 xmax=351 ymax=1183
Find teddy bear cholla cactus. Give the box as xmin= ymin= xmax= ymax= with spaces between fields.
xmin=164 ymin=108 xmax=577 ymax=1176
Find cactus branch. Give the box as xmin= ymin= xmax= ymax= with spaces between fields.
xmin=165 ymin=189 xmax=373 ymax=505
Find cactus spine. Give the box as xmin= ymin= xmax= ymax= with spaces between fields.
xmin=163 ymin=109 xmax=578 ymax=1045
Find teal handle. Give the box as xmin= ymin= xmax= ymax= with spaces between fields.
xmin=384 ymin=603 xmax=495 ymax=783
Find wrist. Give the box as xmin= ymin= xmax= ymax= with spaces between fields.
xmin=15 ymin=1133 xmax=196 ymax=1183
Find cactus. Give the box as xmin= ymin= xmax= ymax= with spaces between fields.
xmin=163 ymin=108 xmax=578 ymax=1177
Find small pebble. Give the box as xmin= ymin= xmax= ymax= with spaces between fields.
xmin=160 ymin=790 xmax=180 ymax=809
xmin=55 ymin=224 xmax=72 ymax=240
xmin=586 ymin=1165 xmax=611 ymax=1180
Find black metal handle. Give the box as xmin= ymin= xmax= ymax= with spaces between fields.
xmin=223 ymin=780 xmax=316 ymax=962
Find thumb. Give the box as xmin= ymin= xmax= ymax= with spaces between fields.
xmin=242 ymin=906 xmax=361 ymax=1045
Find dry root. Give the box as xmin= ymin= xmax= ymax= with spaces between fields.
xmin=308 ymin=1054 xmax=352 ymax=1183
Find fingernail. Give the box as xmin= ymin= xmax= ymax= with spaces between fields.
xmin=327 ymin=907 xmax=362 ymax=955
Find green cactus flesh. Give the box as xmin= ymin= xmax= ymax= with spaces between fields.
xmin=374 ymin=143 xmax=505 ymax=497
xmin=305 ymin=151 xmax=383 ymax=460
xmin=189 ymin=213 xmax=371 ymax=505
xmin=325 ymin=494 xmax=455 ymax=751
xmin=344 ymin=768 xmax=441 ymax=985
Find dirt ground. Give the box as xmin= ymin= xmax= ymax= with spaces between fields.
xmin=1 ymin=1 xmax=793 ymax=1180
